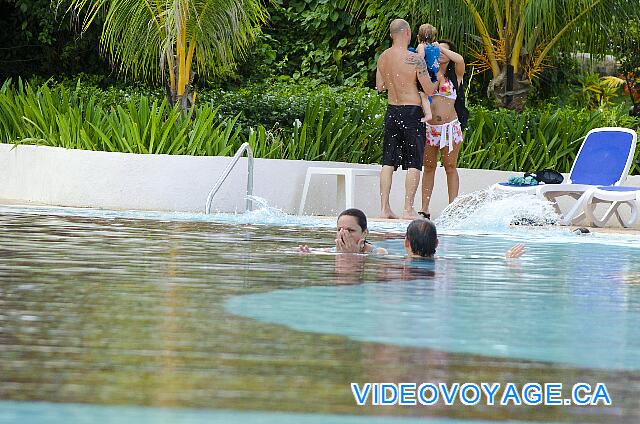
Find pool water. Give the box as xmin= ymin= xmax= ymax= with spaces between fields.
xmin=227 ymin=236 xmax=640 ymax=371
xmin=0 ymin=204 xmax=639 ymax=423
xmin=0 ymin=401 xmax=576 ymax=424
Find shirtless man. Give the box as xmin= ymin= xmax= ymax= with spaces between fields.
xmin=376 ymin=19 xmax=437 ymax=219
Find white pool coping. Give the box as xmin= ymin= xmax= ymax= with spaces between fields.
xmin=1 ymin=143 xmax=639 ymax=229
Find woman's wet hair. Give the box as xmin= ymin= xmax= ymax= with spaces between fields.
xmin=439 ymin=39 xmax=458 ymax=83
xmin=338 ymin=208 xmax=368 ymax=231
xmin=406 ymin=219 xmax=438 ymax=257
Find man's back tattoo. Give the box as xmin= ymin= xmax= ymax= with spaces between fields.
xmin=403 ymin=53 xmax=429 ymax=77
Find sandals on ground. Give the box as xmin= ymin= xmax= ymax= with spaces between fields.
xmin=418 ymin=211 xmax=431 ymax=220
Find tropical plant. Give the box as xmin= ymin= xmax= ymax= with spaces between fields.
xmin=0 ymin=79 xmax=243 ymax=154
xmin=611 ymin=21 xmax=640 ymax=117
xmin=62 ymin=0 xmax=269 ymax=111
xmin=458 ymin=105 xmax=639 ymax=173
xmin=349 ymin=0 xmax=640 ymax=110
xmin=0 ymin=0 xmax=105 ymax=79
xmin=571 ymin=73 xmax=626 ymax=111
xmin=3 ymin=80 xmax=638 ymax=171
xmin=0 ymin=79 xmax=385 ymax=162
xmin=236 ymin=1 xmax=392 ymax=86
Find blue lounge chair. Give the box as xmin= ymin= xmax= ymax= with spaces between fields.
xmin=538 ymin=127 xmax=636 ymax=224
xmin=492 ymin=127 xmax=637 ymax=225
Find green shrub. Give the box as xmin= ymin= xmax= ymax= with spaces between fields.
xmin=0 ymin=80 xmax=242 ymax=155
xmin=460 ymin=105 xmax=639 ymax=173
xmin=1 ymin=80 xmax=638 ymax=174
xmin=198 ymin=78 xmax=384 ymax=132
xmin=232 ymin=1 xmax=389 ymax=86
xmin=0 ymin=79 xmax=384 ymax=163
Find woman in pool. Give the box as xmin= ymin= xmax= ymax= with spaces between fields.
xmin=298 ymin=208 xmax=388 ymax=255
xmin=419 ymin=40 xmax=466 ymax=220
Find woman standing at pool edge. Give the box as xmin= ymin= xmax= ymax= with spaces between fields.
xmin=419 ymin=40 xmax=465 ymax=219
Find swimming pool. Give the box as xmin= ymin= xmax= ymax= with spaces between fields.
xmin=0 ymin=204 xmax=638 ymax=423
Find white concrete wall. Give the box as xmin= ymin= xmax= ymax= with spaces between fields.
xmin=1 ymin=143 xmax=639 ymax=226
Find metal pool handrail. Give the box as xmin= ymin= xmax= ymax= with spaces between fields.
xmin=205 ymin=142 xmax=254 ymax=214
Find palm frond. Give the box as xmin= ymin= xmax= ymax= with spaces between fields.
xmin=468 ymin=37 xmax=504 ymax=74
xmin=65 ymin=0 xmax=269 ymax=81
xmin=601 ymin=76 xmax=626 ymax=89
xmin=348 ymin=0 xmax=640 ymax=81
xmin=524 ymin=44 xmax=552 ymax=80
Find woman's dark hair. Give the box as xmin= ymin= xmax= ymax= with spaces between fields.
xmin=406 ymin=219 xmax=438 ymax=257
xmin=338 ymin=208 xmax=368 ymax=231
xmin=438 ymin=39 xmax=458 ymax=83
xmin=438 ymin=38 xmax=469 ymax=129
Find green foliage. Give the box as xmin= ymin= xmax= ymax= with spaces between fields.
xmin=611 ymin=20 xmax=640 ymax=115
xmin=611 ymin=17 xmax=640 ymax=75
xmin=64 ymin=0 xmax=269 ymax=87
xmin=233 ymin=1 xmax=391 ymax=86
xmin=243 ymin=95 xmax=384 ymax=162
xmin=0 ymin=79 xmax=243 ymax=155
xmin=569 ymin=73 xmax=626 ymax=111
xmin=459 ymin=105 xmax=639 ymax=174
xmin=0 ymin=0 xmax=106 ymax=79
xmin=526 ymin=54 xmax=581 ymax=107
xmin=2 ymin=80 xmax=638 ymax=173
xmin=0 ymin=79 xmax=384 ymax=163
xmin=270 ymin=94 xmax=383 ymax=162
xmin=4 ymin=0 xmax=638 ymax=111
xmin=198 ymin=78 xmax=385 ymax=133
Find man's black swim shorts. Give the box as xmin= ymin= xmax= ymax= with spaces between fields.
xmin=383 ymin=105 xmax=425 ymax=170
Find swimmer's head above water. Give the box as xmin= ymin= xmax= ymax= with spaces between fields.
xmin=403 ymin=218 xmax=525 ymax=259
xmin=336 ymin=209 xmax=386 ymax=254
xmin=405 ymin=219 xmax=439 ymax=258
xmin=298 ymin=209 xmax=386 ymax=255
xmin=336 ymin=208 xmax=369 ymax=252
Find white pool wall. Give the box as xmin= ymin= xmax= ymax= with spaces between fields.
xmin=1 ymin=143 xmax=639 ymax=227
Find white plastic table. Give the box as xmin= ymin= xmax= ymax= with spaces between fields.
xmin=298 ymin=167 xmax=381 ymax=215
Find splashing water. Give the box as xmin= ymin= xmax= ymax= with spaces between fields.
xmin=246 ymin=195 xmax=285 ymax=215
xmin=2 ymin=196 xmax=640 ymax=248
xmin=210 ymin=195 xmax=328 ymax=227
xmin=211 ymin=196 xmax=408 ymax=232
xmin=435 ymin=190 xmax=560 ymax=231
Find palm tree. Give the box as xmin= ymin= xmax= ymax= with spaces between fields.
xmin=350 ymin=0 xmax=639 ymax=109
xmin=63 ymin=0 xmax=268 ymax=111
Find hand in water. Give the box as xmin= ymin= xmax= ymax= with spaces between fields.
xmin=505 ymin=243 xmax=525 ymax=259
xmin=298 ymin=245 xmax=311 ymax=254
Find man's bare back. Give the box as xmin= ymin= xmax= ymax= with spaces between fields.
xmin=377 ymin=47 xmax=433 ymax=106
xmin=377 ymin=18 xmax=436 ymax=221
